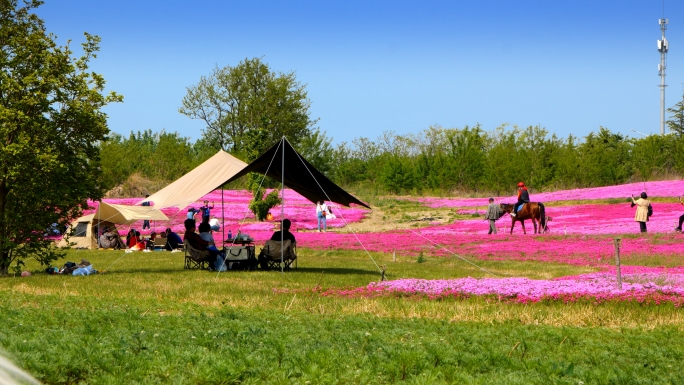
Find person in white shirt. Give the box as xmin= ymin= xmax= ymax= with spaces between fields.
xmin=316 ymin=201 xmax=328 ymax=232
xmin=209 ymin=216 xmax=220 ymax=232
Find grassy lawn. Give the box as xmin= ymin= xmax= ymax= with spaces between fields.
xmin=1 ymin=249 xmax=683 ymax=384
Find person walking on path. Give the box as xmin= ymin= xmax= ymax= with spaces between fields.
xmin=316 ymin=201 xmax=328 ymax=232
xmin=675 ymin=196 xmax=684 ymax=233
xmin=485 ymin=198 xmax=503 ymax=234
xmin=631 ymin=192 xmax=651 ymax=233
xmin=199 ymin=200 xmax=214 ymax=224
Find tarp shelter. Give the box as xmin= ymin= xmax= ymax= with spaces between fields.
xmin=140 ymin=150 xmax=248 ymax=210
xmin=57 ymin=202 xmax=169 ymax=249
xmin=222 ymin=138 xmax=370 ymax=209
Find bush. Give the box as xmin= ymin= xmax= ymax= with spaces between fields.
xmin=249 ymin=188 xmax=282 ymax=221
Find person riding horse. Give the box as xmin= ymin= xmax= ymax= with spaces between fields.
xmin=511 ymin=182 xmax=530 ymax=218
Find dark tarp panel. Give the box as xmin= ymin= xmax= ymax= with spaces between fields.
xmin=221 ymin=138 xmax=370 ymax=209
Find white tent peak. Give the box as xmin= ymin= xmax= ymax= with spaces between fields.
xmin=139 ymin=150 xmax=247 ymax=210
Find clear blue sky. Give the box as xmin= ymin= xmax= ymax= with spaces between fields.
xmin=37 ymin=1 xmax=684 ymax=145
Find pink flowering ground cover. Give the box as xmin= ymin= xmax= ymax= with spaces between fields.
xmin=83 ymin=189 xmax=369 ymax=238
xmin=76 ymin=183 xmax=684 ymax=267
xmin=419 ymin=179 xmax=684 ymax=208
xmin=325 ymin=266 xmax=684 ymax=306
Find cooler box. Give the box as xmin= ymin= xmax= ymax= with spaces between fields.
xmin=224 ymin=245 xmax=254 ymax=261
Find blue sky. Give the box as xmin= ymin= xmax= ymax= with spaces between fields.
xmin=37 ymin=1 xmax=684 ymax=145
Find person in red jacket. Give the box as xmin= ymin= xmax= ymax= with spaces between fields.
xmin=511 ymin=182 xmax=530 ymax=218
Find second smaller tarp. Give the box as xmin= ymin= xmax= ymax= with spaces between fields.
xmin=96 ymin=202 xmax=168 ymax=224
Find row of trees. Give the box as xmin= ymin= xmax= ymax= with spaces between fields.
xmin=100 ymin=123 xmax=684 ymax=198
xmin=326 ymin=125 xmax=680 ymax=195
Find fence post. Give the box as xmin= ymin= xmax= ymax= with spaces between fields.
xmin=392 ymin=249 xmax=396 ymax=262
xmin=613 ymin=237 xmax=622 ymax=290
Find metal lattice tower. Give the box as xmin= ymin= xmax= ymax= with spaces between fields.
xmin=658 ymin=18 xmax=669 ymax=135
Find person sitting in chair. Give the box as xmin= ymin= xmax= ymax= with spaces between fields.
xmin=259 ymin=219 xmax=296 ymax=269
xmin=511 ymin=182 xmax=530 ymax=218
xmin=183 ymin=219 xmax=218 ymax=267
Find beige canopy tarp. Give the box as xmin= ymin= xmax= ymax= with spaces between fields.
xmin=97 ymin=201 xmax=168 ymax=223
xmin=57 ymin=202 xmax=168 ymax=249
xmin=140 ymin=150 xmax=247 ymax=210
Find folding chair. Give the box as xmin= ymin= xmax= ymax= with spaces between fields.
xmin=184 ymin=240 xmax=211 ymax=270
xmin=258 ymin=240 xmax=297 ymax=271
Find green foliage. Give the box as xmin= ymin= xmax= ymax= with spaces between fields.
xmin=667 ymin=95 xmax=684 ymax=136
xmin=0 ymin=0 xmax=122 ymax=272
xmin=297 ymin=129 xmax=335 ymax=176
xmin=381 ymin=155 xmax=418 ymax=194
xmin=577 ymin=127 xmax=632 ymax=186
xmin=99 ymin=129 xmax=200 ymax=190
xmin=180 ymin=57 xmax=318 ymax=155
xmin=248 ymin=187 xmax=282 ymax=221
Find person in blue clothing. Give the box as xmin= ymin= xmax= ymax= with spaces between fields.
xmin=142 ymin=195 xmax=151 ymax=230
xmin=187 ymin=207 xmax=198 ymax=220
xmin=164 ymin=227 xmax=183 ymax=250
xmin=199 ymin=200 xmax=214 ymax=224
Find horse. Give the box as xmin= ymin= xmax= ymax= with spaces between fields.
xmin=499 ymin=202 xmax=549 ymax=234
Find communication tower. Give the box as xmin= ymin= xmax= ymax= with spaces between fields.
xmin=658 ymin=18 xmax=669 ymax=135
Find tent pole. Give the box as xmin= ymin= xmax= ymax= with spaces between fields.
xmin=97 ymin=200 xmax=101 ymax=249
xmin=281 ymin=137 xmax=285 ymax=273
xmin=222 ymin=184 xmax=225 ymax=247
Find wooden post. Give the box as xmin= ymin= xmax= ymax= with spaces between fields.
xmin=613 ymin=238 xmax=622 ymax=290
xmin=392 ymin=249 xmax=396 ymax=262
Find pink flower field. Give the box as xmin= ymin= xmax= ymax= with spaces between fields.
xmin=327 ymin=267 xmax=684 ymax=306
xmin=83 ymin=181 xmax=684 ymax=264
xmin=80 ymin=180 xmax=684 ymax=304
xmin=419 ymin=180 xmax=684 ymax=208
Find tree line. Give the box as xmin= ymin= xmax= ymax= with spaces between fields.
xmin=100 ymin=123 xmax=684 ymax=197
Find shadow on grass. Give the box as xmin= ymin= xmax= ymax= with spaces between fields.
xmin=289 ymin=267 xmax=381 ymax=276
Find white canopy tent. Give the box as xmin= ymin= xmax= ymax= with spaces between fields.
xmin=58 ymin=202 xmax=168 ymax=249
xmin=140 ymin=150 xmax=247 ymax=210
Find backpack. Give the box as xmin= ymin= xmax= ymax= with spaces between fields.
xmin=647 ymin=204 xmax=653 ymax=217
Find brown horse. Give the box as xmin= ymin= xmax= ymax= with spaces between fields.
xmin=499 ymin=202 xmax=549 ymax=234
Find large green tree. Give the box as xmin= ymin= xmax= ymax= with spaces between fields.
xmin=0 ymin=0 xmax=122 ymax=273
xmin=179 ymin=57 xmax=318 ymax=156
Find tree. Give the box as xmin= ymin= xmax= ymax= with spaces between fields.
xmin=179 ymin=57 xmax=318 ymax=156
xmin=667 ymin=95 xmax=684 ymax=136
xmin=0 ymin=0 xmax=122 ymax=273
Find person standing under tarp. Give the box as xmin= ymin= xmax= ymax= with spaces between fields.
xmin=200 ymin=200 xmax=214 ymax=224
xmin=485 ymin=198 xmax=503 ymax=234
xmin=142 ymin=195 xmax=151 ymax=230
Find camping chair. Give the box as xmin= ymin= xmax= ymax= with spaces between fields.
xmin=258 ymin=240 xmax=297 ymax=271
xmin=184 ymin=240 xmax=211 ymax=270
xmin=153 ymin=237 xmax=167 ymax=250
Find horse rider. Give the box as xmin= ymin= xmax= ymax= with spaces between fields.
xmin=511 ymin=182 xmax=530 ymax=218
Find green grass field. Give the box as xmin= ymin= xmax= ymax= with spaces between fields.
xmin=1 ymin=249 xmax=683 ymax=384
